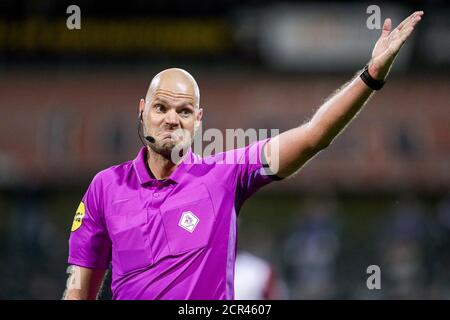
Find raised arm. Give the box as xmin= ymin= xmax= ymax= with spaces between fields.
xmin=63 ymin=265 xmax=107 ymax=300
xmin=265 ymin=11 xmax=424 ymax=178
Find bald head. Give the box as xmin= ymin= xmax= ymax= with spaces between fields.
xmin=146 ymin=68 xmax=200 ymax=108
xmin=139 ymin=68 xmax=203 ymax=161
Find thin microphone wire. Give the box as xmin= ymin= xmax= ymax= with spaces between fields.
xmin=137 ymin=119 xmax=148 ymax=147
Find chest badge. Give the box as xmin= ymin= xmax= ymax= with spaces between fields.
xmin=178 ymin=211 xmax=199 ymax=233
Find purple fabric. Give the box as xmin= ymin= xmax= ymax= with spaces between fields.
xmin=68 ymin=139 xmax=278 ymax=300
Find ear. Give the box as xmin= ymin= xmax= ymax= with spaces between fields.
xmin=196 ymin=107 xmax=203 ymax=122
xmin=194 ymin=107 xmax=203 ymax=132
xmin=139 ymin=98 xmax=145 ymax=119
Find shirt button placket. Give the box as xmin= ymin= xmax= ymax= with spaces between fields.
xmin=151 ymin=183 xmax=165 ymax=209
xmin=153 ymin=182 xmax=174 ymax=209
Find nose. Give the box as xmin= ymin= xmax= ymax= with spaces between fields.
xmin=164 ymin=109 xmax=180 ymax=127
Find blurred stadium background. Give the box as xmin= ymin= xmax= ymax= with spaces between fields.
xmin=0 ymin=0 xmax=449 ymax=299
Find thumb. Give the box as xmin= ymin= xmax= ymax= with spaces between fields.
xmin=381 ymin=18 xmax=392 ymax=37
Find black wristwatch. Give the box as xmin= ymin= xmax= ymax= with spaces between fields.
xmin=360 ymin=64 xmax=385 ymax=90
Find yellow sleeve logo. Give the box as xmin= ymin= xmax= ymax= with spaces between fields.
xmin=71 ymin=201 xmax=86 ymax=232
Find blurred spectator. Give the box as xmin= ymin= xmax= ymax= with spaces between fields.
xmin=282 ymin=199 xmax=340 ymax=299
xmin=376 ymin=198 xmax=429 ymax=299
xmin=234 ymin=250 xmax=287 ymax=300
xmin=430 ymin=194 xmax=450 ymax=298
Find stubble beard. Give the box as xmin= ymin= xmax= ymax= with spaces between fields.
xmin=149 ymin=141 xmax=176 ymax=161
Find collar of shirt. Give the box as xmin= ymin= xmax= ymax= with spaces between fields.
xmin=132 ymin=147 xmax=198 ymax=186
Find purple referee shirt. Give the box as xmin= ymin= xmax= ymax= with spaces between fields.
xmin=68 ymin=139 xmax=279 ymax=300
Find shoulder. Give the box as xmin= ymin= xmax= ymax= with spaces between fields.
xmin=199 ymin=139 xmax=266 ymax=164
xmin=89 ymin=159 xmax=134 ymax=190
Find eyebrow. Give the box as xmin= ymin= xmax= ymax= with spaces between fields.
xmin=153 ymin=96 xmax=195 ymax=109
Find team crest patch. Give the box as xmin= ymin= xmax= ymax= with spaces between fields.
xmin=71 ymin=201 xmax=86 ymax=232
xmin=178 ymin=211 xmax=199 ymax=233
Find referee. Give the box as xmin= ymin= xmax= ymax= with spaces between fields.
xmin=64 ymin=11 xmax=423 ymax=300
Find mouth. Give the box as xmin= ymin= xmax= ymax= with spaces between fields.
xmin=160 ymin=131 xmax=181 ymax=142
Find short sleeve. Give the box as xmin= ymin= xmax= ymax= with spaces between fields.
xmin=68 ymin=173 xmax=112 ymax=269
xmin=235 ymin=138 xmax=282 ymax=209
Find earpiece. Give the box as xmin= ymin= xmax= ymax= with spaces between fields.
xmin=137 ymin=110 xmax=156 ymax=145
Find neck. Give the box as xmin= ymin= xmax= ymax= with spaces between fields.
xmin=146 ymin=146 xmax=178 ymax=180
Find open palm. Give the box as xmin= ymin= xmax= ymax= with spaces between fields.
xmin=369 ymin=11 xmax=424 ymax=80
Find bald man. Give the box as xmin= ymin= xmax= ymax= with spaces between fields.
xmin=64 ymin=11 xmax=423 ymax=300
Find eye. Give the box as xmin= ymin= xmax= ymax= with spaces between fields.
xmin=155 ymin=104 xmax=166 ymax=113
xmin=179 ymin=108 xmax=193 ymax=117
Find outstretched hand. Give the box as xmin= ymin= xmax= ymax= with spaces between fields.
xmin=368 ymin=11 xmax=424 ymax=80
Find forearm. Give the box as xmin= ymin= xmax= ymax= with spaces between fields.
xmin=64 ymin=288 xmax=90 ymax=300
xmin=266 ymin=69 xmax=375 ymax=178
xmin=306 ymin=69 xmax=374 ymax=150
xmin=62 ymin=265 xmax=107 ymax=300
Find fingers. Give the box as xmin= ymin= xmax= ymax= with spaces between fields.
xmin=380 ymin=18 xmax=392 ymax=37
xmin=385 ymin=11 xmax=423 ymax=54
xmin=396 ymin=12 xmax=415 ymax=31
xmin=382 ymin=11 xmax=423 ymax=42
xmin=397 ymin=11 xmax=424 ymax=31
xmin=408 ymin=11 xmax=423 ymax=29
xmin=390 ymin=17 xmax=421 ymax=53
xmin=391 ymin=11 xmax=423 ymax=43
xmin=398 ymin=11 xmax=423 ymax=38
xmin=391 ymin=26 xmax=414 ymax=53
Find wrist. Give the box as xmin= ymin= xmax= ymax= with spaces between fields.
xmin=360 ymin=64 xmax=386 ymax=90
xmin=367 ymin=63 xmax=385 ymax=81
